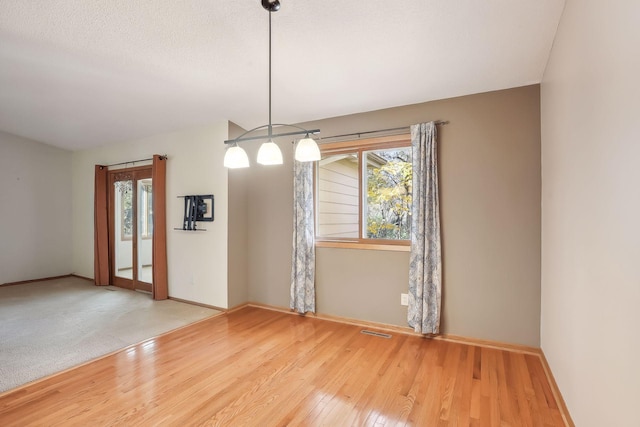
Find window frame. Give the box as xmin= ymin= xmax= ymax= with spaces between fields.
xmin=315 ymin=134 xmax=412 ymax=251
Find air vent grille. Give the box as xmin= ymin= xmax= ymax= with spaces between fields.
xmin=360 ymin=330 xmax=392 ymax=339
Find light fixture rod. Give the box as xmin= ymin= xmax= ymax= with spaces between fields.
xmin=268 ymin=9 xmax=272 ymax=138
xmin=224 ymin=128 xmax=320 ymax=145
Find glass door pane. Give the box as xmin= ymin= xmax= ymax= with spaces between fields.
xmin=137 ymin=178 xmax=153 ymax=284
xmin=114 ymin=180 xmax=134 ymax=280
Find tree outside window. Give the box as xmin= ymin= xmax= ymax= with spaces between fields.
xmin=120 ymin=181 xmax=133 ymax=240
xmin=365 ymin=148 xmax=412 ymax=240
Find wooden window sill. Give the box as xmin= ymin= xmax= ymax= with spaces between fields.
xmin=315 ymin=240 xmax=410 ymax=252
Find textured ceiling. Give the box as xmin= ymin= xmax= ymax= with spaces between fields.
xmin=0 ymin=1 xmax=565 ymax=150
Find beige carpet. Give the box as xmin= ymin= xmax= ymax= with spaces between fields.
xmin=0 ymin=276 xmax=220 ymax=393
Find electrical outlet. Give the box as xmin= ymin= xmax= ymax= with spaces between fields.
xmin=401 ymin=293 xmax=408 ymax=306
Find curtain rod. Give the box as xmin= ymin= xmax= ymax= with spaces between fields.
xmin=316 ymin=120 xmax=449 ymax=142
xmin=106 ymin=155 xmax=167 ymax=167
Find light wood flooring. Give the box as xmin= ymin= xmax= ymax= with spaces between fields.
xmin=0 ymin=306 xmax=565 ymax=426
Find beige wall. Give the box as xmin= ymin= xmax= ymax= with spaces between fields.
xmin=0 ymin=131 xmax=72 ymax=283
xmin=540 ymin=1 xmax=640 ymax=425
xmin=227 ymin=122 xmax=249 ymax=308
xmin=242 ymin=85 xmax=542 ymax=346
xmin=72 ymin=123 xmax=229 ymax=308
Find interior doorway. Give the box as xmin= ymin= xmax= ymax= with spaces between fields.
xmin=109 ymin=166 xmax=153 ymax=293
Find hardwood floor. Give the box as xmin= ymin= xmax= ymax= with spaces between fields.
xmin=0 ymin=307 xmax=565 ymax=426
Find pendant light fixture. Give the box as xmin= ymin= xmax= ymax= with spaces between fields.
xmin=223 ymin=144 xmax=250 ymax=168
xmin=223 ymin=0 xmax=321 ymax=168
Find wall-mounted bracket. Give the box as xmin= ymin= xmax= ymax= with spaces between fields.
xmin=174 ymin=195 xmax=214 ymax=231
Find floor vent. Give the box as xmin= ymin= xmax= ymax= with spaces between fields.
xmin=104 ymin=287 xmax=117 ymax=291
xmin=360 ymin=330 xmax=392 ymax=339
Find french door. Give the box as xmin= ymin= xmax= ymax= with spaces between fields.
xmin=109 ymin=166 xmax=153 ymax=292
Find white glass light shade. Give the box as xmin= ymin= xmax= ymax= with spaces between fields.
xmin=295 ymin=137 xmax=321 ymax=162
xmin=223 ymin=145 xmax=250 ymax=168
xmin=256 ymin=140 xmax=283 ymax=165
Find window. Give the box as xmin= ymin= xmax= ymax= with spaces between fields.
xmin=139 ymin=180 xmax=153 ymax=239
xmin=119 ymin=180 xmax=133 ymax=241
xmin=316 ymin=135 xmax=412 ymax=249
xmin=116 ymin=178 xmax=153 ymax=241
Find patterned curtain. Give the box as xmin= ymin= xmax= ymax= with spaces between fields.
xmin=290 ymin=160 xmax=316 ymax=314
xmin=407 ymin=122 xmax=442 ymax=334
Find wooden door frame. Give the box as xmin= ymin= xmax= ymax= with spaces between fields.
xmin=108 ymin=165 xmax=153 ymax=292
